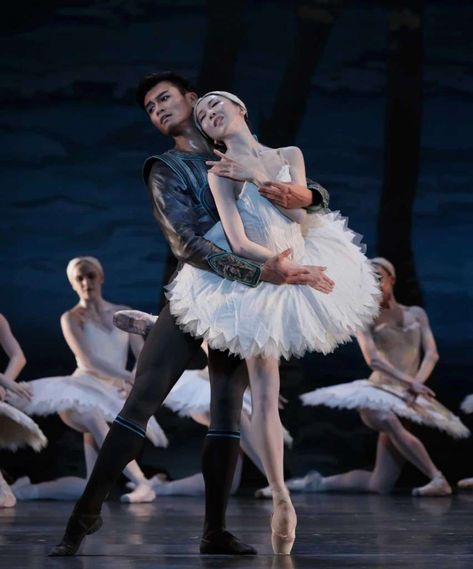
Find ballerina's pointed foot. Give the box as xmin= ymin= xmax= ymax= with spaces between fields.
xmin=48 ymin=512 xmax=103 ymax=556
xmin=200 ymin=529 xmax=257 ymax=555
xmin=412 ymin=473 xmax=452 ymax=497
xmin=113 ymin=310 xmax=157 ymax=337
xmin=120 ymin=482 xmax=155 ymax=503
xmin=271 ymin=490 xmax=297 ymax=555
xmin=458 ymin=477 xmax=473 ymax=490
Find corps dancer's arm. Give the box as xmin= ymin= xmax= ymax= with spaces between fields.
xmin=114 ymin=305 xmax=144 ymax=379
xmin=0 ymin=314 xmax=31 ymax=400
xmin=61 ymin=312 xmax=133 ymax=384
xmin=412 ymin=307 xmax=439 ymax=383
xmin=147 ymin=160 xmax=262 ymax=287
xmin=0 ymin=314 xmax=26 ymax=381
xmin=208 ymin=173 xmax=276 ymax=263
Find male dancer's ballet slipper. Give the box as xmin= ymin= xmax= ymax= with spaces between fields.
xmin=200 ymin=529 xmax=257 ymax=555
xmin=458 ymin=477 xmax=473 ymax=490
xmin=412 ymin=472 xmax=452 ymax=497
xmin=113 ymin=310 xmax=157 ymax=337
xmin=271 ymin=491 xmax=297 ymax=555
xmin=48 ymin=512 xmax=103 ymax=556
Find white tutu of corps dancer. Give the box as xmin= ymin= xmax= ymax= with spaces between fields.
xmin=461 ymin=395 xmax=473 ymax=415
xmin=301 ymin=322 xmax=470 ymax=440
xmin=166 ymin=165 xmax=380 ymax=360
xmin=164 ymin=367 xmax=293 ymax=446
xmin=8 ymin=321 xmax=168 ymax=448
xmin=0 ymin=401 xmax=47 ymax=452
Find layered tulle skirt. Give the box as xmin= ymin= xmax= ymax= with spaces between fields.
xmin=301 ymin=379 xmax=470 ymax=439
xmin=167 ymin=210 xmax=380 ymax=360
xmin=0 ymin=401 xmax=47 ymax=452
xmin=8 ymin=372 xmax=168 ymax=448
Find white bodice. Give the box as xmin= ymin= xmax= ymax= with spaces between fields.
xmin=205 ymin=164 xmax=305 ymax=261
xmin=75 ymin=320 xmax=129 ymax=373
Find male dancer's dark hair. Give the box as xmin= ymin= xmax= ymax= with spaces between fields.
xmin=136 ymin=71 xmax=196 ymax=109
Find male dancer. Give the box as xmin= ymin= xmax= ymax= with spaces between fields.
xmin=50 ymin=72 xmax=331 ymax=556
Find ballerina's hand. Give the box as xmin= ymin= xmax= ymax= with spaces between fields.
xmin=0 ymin=386 xmax=6 ymax=401
xmin=206 ymin=149 xmax=266 ymax=185
xmin=406 ymin=381 xmax=435 ymax=405
xmin=259 ymin=180 xmax=313 ymax=209
xmin=0 ymin=375 xmax=33 ymax=401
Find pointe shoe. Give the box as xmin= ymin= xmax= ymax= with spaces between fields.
xmin=48 ymin=512 xmax=102 ymax=556
xmin=412 ymin=473 xmax=452 ymax=497
xmin=113 ymin=310 xmax=157 ymax=337
xmin=286 ymin=470 xmax=323 ymax=493
xmin=271 ymin=492 xmax=297 ymax=555
xmin=458 ymin=477 xmax=473 ymax=490
xmin=0 ymin=476 xmax=16 ymax=508
xmin=120 ymin=482 xmax=155 ymax=503
xmin=200 ymin=529 xmax=257 ymax=555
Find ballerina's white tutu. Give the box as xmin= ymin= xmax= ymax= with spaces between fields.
xmin=166 ymin=165 xmax=380 ymax=360
xmin=0 ymin=401 xmax=47 ymax=452
xmin=461 ymin=395 xmax=473 ymax=414
xmin=8 ymin=321 xmax=167 ymax=448
xmin=163 ymin=366 xmax=293 ymax=446
xmin=301 ymin=321 xmax=470 ymax=440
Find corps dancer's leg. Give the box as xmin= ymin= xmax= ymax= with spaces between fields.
xmin=246 ymin=356 xmax=296 ymax=555
xmin=298 ymin=432 xmax=404 ymax=494
xmin=360 ymin=409 xmax=451 ymax=496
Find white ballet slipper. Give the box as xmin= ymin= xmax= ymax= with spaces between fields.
xmin=457 ymin=477 xmax=473 ymax=490
xmin=254 ymin=485 xmax=272 ymax=499
xmin=412 ymin=473 xmax=452 ymax=497
xmin=286 ymin=471 xmax=324 ymax=493
xmin=120 ymin=483 xmax=156 ymax=504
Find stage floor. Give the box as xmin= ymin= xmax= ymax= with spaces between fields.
xmin=1 ymin=493 xmax=472 ymax=568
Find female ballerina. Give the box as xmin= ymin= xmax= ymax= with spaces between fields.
xmin=295 ymin=257 xmax=469 ymax=497
xmin=0 ymin=313 xmax=47 ymax=507
xmin=164 ymin=91 xmax=380 ymax=553
xmin=9 ymin=257 xmax=167 ymax=503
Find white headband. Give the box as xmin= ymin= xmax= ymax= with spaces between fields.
xmin=371 ymin=257 xmax=396 ymax=278
xmin=193 ymin=90 xmax=247 ymax=138
xmin=66 ymin=256 xmax=104 ymax=283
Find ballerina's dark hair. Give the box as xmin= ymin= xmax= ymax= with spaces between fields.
xmin=135 ymin=72 xmax=196 ymax=110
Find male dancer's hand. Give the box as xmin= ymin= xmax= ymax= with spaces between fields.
xmin=259 ymin=181 xmax=313 ymax=209
xmin=261 ymin=249 xmax=335 ymax=293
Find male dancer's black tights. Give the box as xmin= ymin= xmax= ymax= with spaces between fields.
xmin=74 ymin=303 xmax=247 ymax=536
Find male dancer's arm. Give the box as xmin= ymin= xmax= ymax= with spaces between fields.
xmin=148 ymin=160 xmax=315 ymax=289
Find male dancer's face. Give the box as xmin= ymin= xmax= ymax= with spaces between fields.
xmin=143 ymin=80 xmax=198 ymax=137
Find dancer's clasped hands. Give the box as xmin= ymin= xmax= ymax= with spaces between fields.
xmin=0 ymin=374 xmax=32 ymax=401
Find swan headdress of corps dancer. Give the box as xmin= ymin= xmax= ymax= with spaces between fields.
xmin=370 ymin=257 xmax=396 ymax=279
